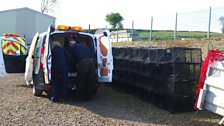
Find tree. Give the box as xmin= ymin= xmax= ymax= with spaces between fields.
xmin=41 ymin=0 xmax=58 ymax=13
xmin=219 ymin=16 xmax=224 ymax=33
xmin=105 ymin=13 xmax=124 ymax=29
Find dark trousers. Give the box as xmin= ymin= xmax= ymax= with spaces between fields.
xmin=51 ymin=73 xmax=68 ymax=101
xmin=76 ymin=59 xmax=96 ymax=98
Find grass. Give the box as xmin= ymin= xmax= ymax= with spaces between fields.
xmin=111 ymin=36 xmax=224 ymax=60
xmin=137 ymin=30 xmax=224 ymax=41
xmin=85 ymin=28 xmax=224 ymax=41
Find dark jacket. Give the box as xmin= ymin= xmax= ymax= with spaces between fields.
xmin=70 ymin=43 xmax=93 ymax=64
xmin=52 ymin=46 xmax=68 ymax=77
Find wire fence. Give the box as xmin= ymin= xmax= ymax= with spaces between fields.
xmin=106 ymin=7 xmax=224 ymax=42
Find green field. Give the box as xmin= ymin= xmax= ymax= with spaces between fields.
xmin=85 ymin=28 xmax=224 ymax=41
xmin=137 ymin=30 xmax=224 ymax=41
xmin=111 ymin=30 xmax=224 ymax=60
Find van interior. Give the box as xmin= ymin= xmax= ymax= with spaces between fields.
xmin=49 ymin=33 xmax=96 ymax=89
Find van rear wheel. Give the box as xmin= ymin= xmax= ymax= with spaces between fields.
xmin=33 ymin=83 xmax=43 ymax=96
xmin=33 ymin=73 xmax=43 ymax=96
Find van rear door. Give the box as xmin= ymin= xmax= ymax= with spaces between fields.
xmin=43 ymin=26 xmax=52 ymax=84
xmin=25 ymin=33 xmax=39 ymax=85
xmin=0 ymin=37 xmax=28 ymax=77
xmin=95 ymin=30 xmax=113 ymax=82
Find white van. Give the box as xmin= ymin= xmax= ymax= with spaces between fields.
xmin=24 ymin=25 xmax=113 ymax=99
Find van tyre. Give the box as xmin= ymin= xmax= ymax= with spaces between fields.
xmin=32 ymin=72 xmax=43 ymax=96
xmin=33 ymin=83 xmax=43 ymax=96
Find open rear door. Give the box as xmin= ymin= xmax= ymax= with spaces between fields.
xmin=0 ymin=37 xmax=28 ymax=77
xmin=25 ymin=33 xmax=39 ymax=85
xmin=43 ymin=26 xmax=52 ymax=84
xmin=95 ymin=30 xmax=113 ymax=82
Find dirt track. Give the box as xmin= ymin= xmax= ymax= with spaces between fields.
xmin=0 ymin=76 xmax=221 ymax=126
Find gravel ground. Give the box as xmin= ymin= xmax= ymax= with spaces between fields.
xmin=0 ymin=76 xmax=221 ymax=126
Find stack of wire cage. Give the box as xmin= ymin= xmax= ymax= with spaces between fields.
xmin=112 ymin=46 xmax=202 ymax=113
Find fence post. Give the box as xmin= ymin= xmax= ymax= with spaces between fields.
xmin=150 ymin=17 xmax=153 ymax=42
xmin=132 ymin=20 xmax=134 ymax=42
xmin=207 ymin=7 xmax=211 ymax=38
xmin=117 ymin=27 xmax=118 ymax=42
xmin=174 ymin=13 xmax=178 ymax=40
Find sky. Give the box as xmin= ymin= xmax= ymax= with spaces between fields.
xmin=0 ymin=0 xmax=223 ymax=31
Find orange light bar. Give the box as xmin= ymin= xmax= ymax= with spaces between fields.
xmin=57 ymin=25 xmax=69 ymax=30
xmin=3 ymin=33 xmax=11 ymax=36
xmin=3 ymin=33 xmax=20 ymax=37
xmin=71 ymin=26 xmax=83 ymax=31
xmin=12 ymin=33 xmax=19 ymax=37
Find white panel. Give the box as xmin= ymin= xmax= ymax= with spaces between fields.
xmin=202 ymin=60 xmax=224 ymax=117
xmin=205 ymin=77 xmax=224 ymax=90
xmin=204 ymin=102 xmax=224 ymax=116
xmin=205 ymin=90 xmax=224 ymax=108
xmin=210 ymin=61 xmax=224 ymax=72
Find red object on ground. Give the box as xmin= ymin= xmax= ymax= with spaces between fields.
xmin=194 ymin=50 xmax=224 ymax=109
